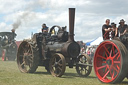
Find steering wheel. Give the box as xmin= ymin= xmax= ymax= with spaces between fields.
xmin=49 ymin=25 xmax=62 ymax=36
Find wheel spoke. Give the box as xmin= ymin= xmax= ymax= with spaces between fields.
xmin=112 ymin=65 xmax=119 ymax=73
xmin=27 ymin=49 xmax=31 ymax=53
xmin=112 ymin=45 xmax=115 ymax=55
xmin=102 ymin=70 xmax=110 ymax=80
xmin=97 ymin=54 xmax=107 ymax=60
xmin=97 ymin=65 xmax=107 ymax=71
xmin=112 ymin=52 xmax=119 ymax=59
xmin=21 ymin=46 xmax=26 ymax=53
xmin=113 ymin=61 xmax=120 ymax=64
xmin=103 ymin=45 xmax=110 ymax=55
xmin=85 ymin=68 xmax=88 ymax=72
xmin=105 ymin=52 xmax=109 ymax=58
xmin=58 ymin=66 xmax=62 ymax=71
xmin=57 ymin=59 xmax=62 ymax=63
xmin=28 ymin=54 xmax=33 ymax=57
xmin=109 ymin=67 xmax=115 ymax=79
xmin=109 ymin=69 xmax=112 ymax=77
xmin=116 ymin=65 xmax=120 ymax=70
xmin=116 ymin=54 xmax=120 ymax=60
xmin=105 ymin=66 xmax=108 ymax=73
xmin=109 ymin=49 xmax=112 ymax=57
xmin=58 ymin=63 xmax=62 ymax=66
xmin=111 ymin=71 xmax=115 ymax=79
xmin=21 ymin=61 xmax=25 ymax=66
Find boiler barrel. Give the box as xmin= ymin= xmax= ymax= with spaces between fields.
xmin=47 ymin=42 xmax=65 ymax=52
xmin=47 ymin=41 xmax=80 ymax=58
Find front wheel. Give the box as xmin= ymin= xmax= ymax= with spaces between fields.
xmin=94 ymin=40 xmax=128 ymax=83
xmin=49 ymin=53 xmax=66 ymax=77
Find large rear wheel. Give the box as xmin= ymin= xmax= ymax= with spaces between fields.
xmin=17 ymin=41 xmax=39 ymax=73
xmin=94 ymin=40 xmax=128 ymax=83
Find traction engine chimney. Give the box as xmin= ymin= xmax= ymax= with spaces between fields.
xmin=68 ymin=8 xmax=75 ymax=42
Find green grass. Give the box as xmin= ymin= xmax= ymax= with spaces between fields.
xmin=0 ymin=60 xmax=128 ymax=85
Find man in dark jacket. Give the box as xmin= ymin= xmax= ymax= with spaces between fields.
xmin=102 ymin=19 xmax=112 ymax=40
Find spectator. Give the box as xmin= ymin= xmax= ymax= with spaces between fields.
xmin=111 ymin=22 xmax=118 ymax=38
xmin=118 ymin=19 xmax=128 ymax=36
xmin=102 ymin=19 xmax=112 ymax=40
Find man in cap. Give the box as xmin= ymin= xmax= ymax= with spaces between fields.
xmin=41 ymin=23 xmax=49 ymax=33
xmin=102 ymin=19 xmax=112 ymax=40
xmin=118 ymin=19 xmax=128 ymax=36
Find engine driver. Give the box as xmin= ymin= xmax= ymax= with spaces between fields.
xmin=41 ymin=24 xmax=49 ymax=33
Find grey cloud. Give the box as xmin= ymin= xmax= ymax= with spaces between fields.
xmin=1 ymin=0 xmax=128 ymax=42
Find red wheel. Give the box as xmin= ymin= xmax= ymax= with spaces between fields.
xmin=94 ymin=40 xmax=128 ymax=83
xmin=2 ymin=50 xmax=6 ymax=61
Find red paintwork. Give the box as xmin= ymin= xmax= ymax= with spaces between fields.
xmin=15 ymin=41 xmax=22 ymax=48
xmin=94 ymin=41 xmax=121 ymax=83
xmin=2 ymin=50 xmax=5 ymax=61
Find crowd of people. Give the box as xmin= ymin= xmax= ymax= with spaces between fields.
xmin=86 ymin=45 xmax=97 ymax=59
xmin=85 ymin=19 xmax=128 ymax=59
xmin=102 ymin=19 xmax=128 ymax=40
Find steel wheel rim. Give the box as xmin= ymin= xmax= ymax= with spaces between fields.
xmin=17 ymin=42 xmax=33 ymax=72
xmin=50 ymin=53 xmax=66 ymax=77
xmin=94 ymin=41 xmax=121 ymax=83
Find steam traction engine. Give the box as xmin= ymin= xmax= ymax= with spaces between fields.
xmin=0 ymin=32 xmax=17 ymax=61
xmin=17 ymin=8 xmax=92 ymax=77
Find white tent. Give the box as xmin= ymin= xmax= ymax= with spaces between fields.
xmin=90 ymin=37 xmax=103 ymax=46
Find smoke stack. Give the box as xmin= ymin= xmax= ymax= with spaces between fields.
xmin=11 ymin=29 xmax=15 ymax=32
xmin=68 ymin=8 xmax=75 ymax=42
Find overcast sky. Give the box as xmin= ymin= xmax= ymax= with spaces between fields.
xmin=0 ymin=0 xmax=128 ymax=42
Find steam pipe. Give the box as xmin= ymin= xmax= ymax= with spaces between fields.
xmin=68 ymin=8 xmax=75 ymax=42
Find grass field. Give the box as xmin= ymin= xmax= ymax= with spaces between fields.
xmin=0 ymin=60 xmax=128 ymax=85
